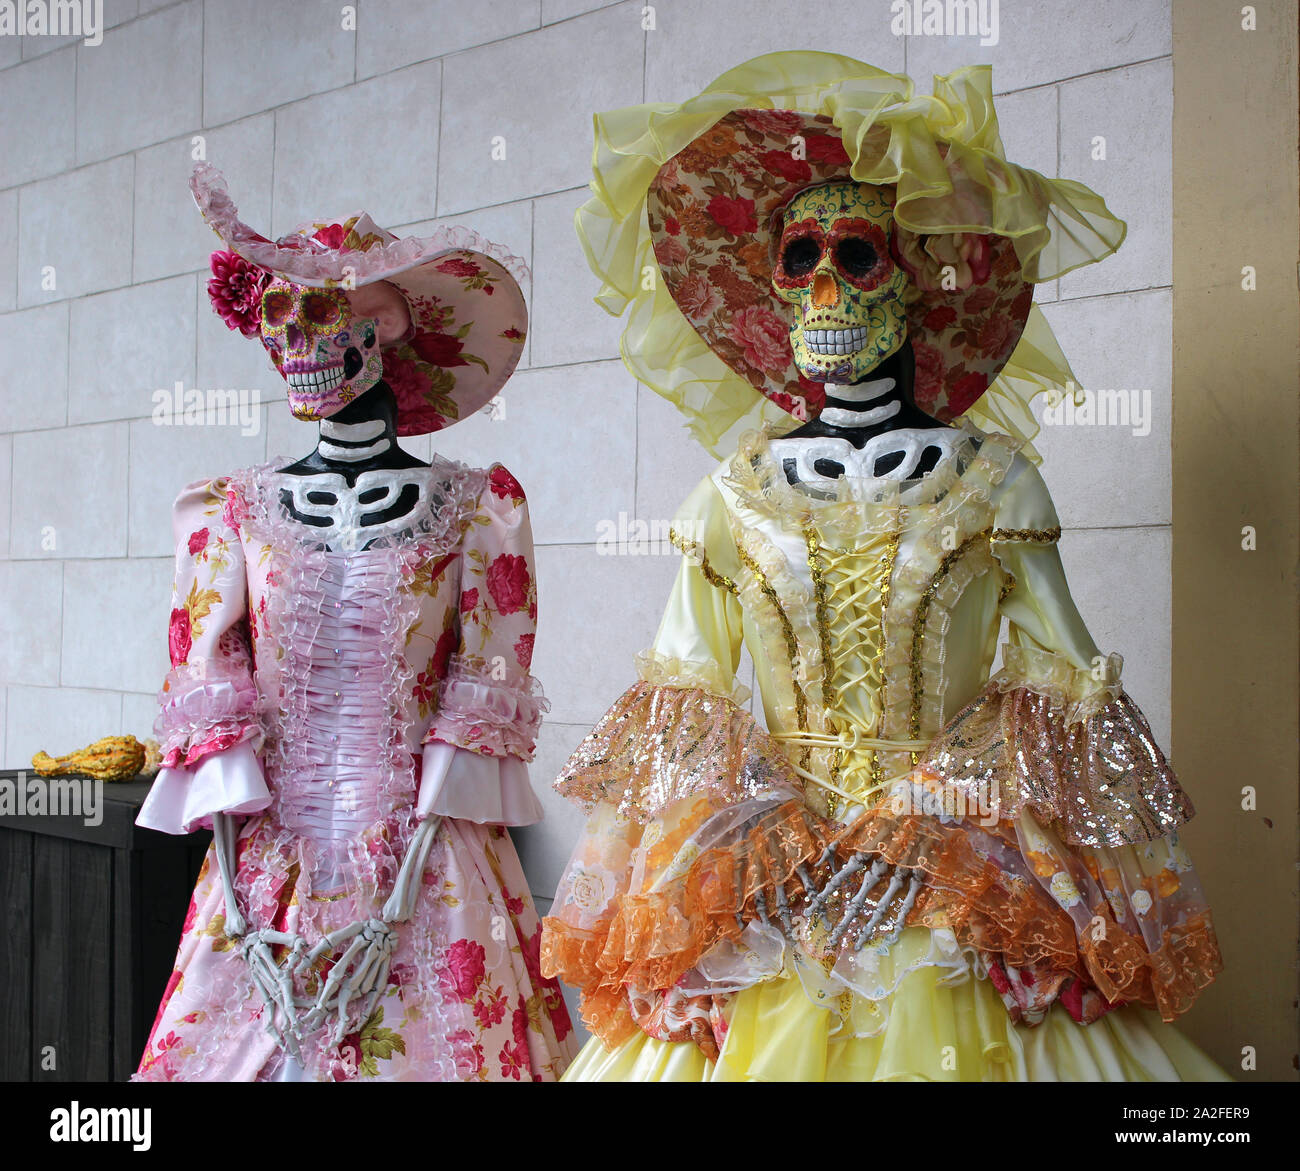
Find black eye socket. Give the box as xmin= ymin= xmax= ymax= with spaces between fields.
xmin=836 ymin=237 xmax=878 ymax=278
xmin=782 ymin=236 xmax=822 ymax=279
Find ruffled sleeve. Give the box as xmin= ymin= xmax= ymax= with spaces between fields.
xmin=924 ymin=456 xmax=1196 ymax=845
xmin=417 ymin=464 xmax=546 ymax=826
xmin=900 ymin=457 xmax=1221 ymax=1024
xmin=137 ymin=478 xmax=271 ymax=835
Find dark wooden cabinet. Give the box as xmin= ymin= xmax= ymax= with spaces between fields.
xmin=0 ymin=773 xmax=209 ymax=1081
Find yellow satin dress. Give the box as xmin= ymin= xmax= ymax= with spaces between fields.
xmin=544 ymin=428 xmax=1226 ymax=1081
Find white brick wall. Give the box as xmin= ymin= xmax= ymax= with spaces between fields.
xmin=0 ymin=0 xmax=1175 ymax=953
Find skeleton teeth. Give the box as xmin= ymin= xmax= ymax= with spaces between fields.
xmin=804 ymin=326 xmax=869 ymax=355
xmin=286 ymin=366 xmax=346 ymax=393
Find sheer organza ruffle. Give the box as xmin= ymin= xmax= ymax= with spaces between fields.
xmin=155 ymin=656 xmax=263 ymax=768
xmin=191 ymin=162 xmax=530 ymax=287
xmin=544 ymin=668 xmax=1221 ymax=1056
xmin=635 ymin=649 xmax=751 ymax=706
xmin=424 ymin=653 xmax=548 ymax=760
xmin=992 ymin=642 xmax=1124 ymax=724
xmin=546 ymin=781 xmax=1221 ymax=1054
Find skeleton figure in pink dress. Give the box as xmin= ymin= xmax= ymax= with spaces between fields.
xmin=134 ymin=166 xmax=575 ymax=1081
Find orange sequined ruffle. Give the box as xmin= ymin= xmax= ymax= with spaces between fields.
xmin=543 ymin=796 xmax=1222 ymax=1049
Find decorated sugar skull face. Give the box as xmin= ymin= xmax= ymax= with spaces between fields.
xmin=771 ymin=181 xmax=910 ymax=385
xmin=259 ymin=280 xmax=409 ymax=420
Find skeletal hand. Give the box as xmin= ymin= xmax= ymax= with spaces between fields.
xmin=744 ymin=848 xmax=925 ymax=955
xmin=240 ymin=929 xmax=311 ymax=1060
xmin=301 ymin=918 xmax=397 ymax=1044
xmin=805 ymin=851 xmax=924 ymax=952
xmin=211 ymin=813 xmax=438 ymax=1057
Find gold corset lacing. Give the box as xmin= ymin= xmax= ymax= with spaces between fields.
xmin=779 ymin=528 xmax=924 ymax=814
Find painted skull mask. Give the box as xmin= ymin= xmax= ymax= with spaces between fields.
xmin=259 ymin=280 xmax=408 ymax=420
xmin=771 ymin=181 xmax=910 ymax=385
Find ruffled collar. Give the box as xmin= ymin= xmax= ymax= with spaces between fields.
xmin=722 ymin=423 xmax=1019 ymax=541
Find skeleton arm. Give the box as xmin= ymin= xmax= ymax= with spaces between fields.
xmin=212 ymin=811 xmax=246 ymax=938
xmin=212 ymin=811 xmax=310 ymax=1057
xmin=381 ymin=814 xmax=441 ymax=923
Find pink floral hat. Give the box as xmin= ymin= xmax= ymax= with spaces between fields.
xmin=647 ymin=108 xmax=1034 ymax=423
xmin=193 ymin=163 xmax=528 ymax=437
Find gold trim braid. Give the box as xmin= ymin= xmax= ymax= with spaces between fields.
xmin=669 ymin=526 xmax=739 ymax=595
xmin=991 ymin=525 xmax=1061 ymax=543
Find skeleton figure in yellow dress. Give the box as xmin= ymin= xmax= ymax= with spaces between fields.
xmin=540 ymin=53 xmax=1226 ymax=1081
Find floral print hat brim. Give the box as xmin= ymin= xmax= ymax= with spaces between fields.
xmin=579 ymin=52 xmax=1127 ymax=457
xmin=192 ymin=163 xmax=528 ymax=438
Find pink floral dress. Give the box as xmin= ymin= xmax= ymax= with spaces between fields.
xmin=134 ymin=455 xmax=575 ymax=1081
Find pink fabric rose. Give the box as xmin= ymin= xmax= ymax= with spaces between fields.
xmin=187 ymin=528 xmax=209 ymax=556
xmin=445 ymin=938 xmax=486 ymax=1002
xmin=514 ymin=633 xmax=535 ymax=670
xmin=436 ymin=257 xmax=482 ymax=279
xmin=732 ymin=305 xmax=790 ymax=376
xmin=168 ymin=608 xmax=192 ymax=667
xmin=653 ymin=236 xmax=688 ymax=268
xmin=485 ymin=554 xmax=530 ymax=616
xmin=488 ymin=466 xmax=525 ymax=502
xmin=675 ymin=273 xmax=722 ymax=321
xmin=896 ymin=230 xmax=994 ymax=293
xmin=459 ymin=588 xmax=479 ymax=615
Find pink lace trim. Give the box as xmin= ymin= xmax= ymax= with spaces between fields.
xmin=425 ymin=654 xmax=548 ymax=761
xmin=155 ymin=658 xmax=262 ymax=768
xmin=191 ymin=163 xmax=530 ymax=286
